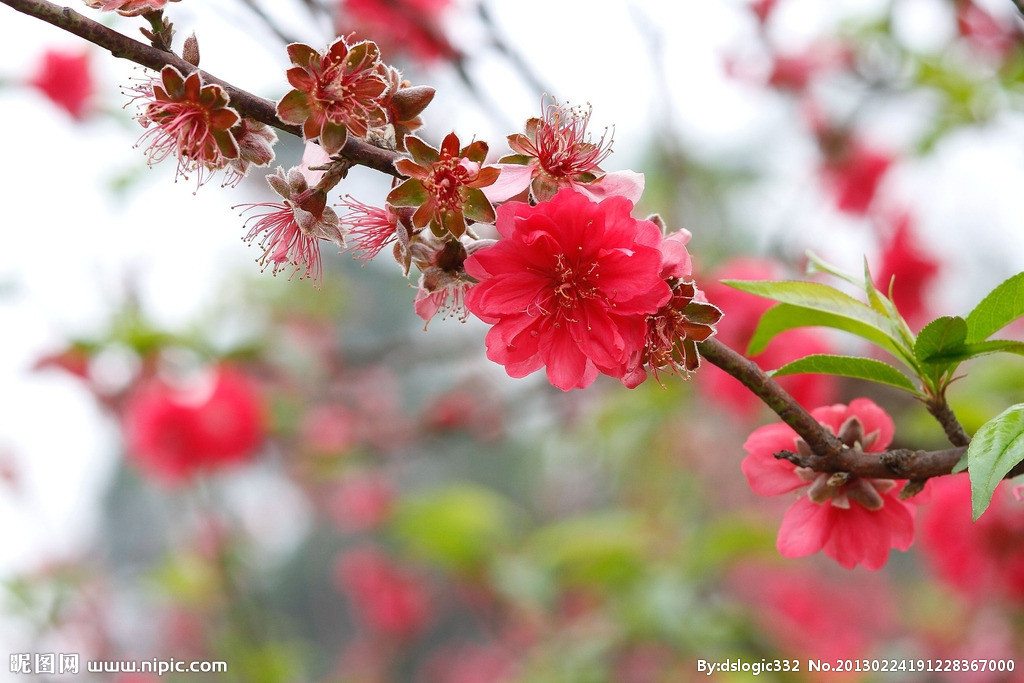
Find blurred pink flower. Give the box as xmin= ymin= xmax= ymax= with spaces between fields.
xmin=29 ymin=48 xmax=93 ymax=120
xmin=698 ymin=258 xmax=836 ymax=416
xmin=730 ymin=564 xmax=894 ymax=661
xmin=920 ymin=475 xmax=1024 ymax=603
xmin=821 ymin=142 xmax=892 ymax=215
xmin=122 ymin=366 xmax=265 ymax=483
xmin=336 ymin=0 xmax=455 ymax=63
xmin=873 ymin=211 xmax=940 ymax=328
xmin=424 ymin=642 xmax=517 ymax=683
xmin=464 ymin=189 xmax=670 ymax=391
xmin=301 ymin=403 xmax=358 ymax=455
xmin=742 ymin=398 xmax=917 ymax=570
xmin=330 ymin=473 xmax=394 ymax=532
xmin=335 ymin=546 xmax=431 ymax=638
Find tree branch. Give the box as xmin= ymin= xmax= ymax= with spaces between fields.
xmin=697 ymin=338 xmax=846 ymax=458
xmin=924 ymin=395 xmax=972 ymax=447
xmin=0 ymin=0 xmax=402 ymax=177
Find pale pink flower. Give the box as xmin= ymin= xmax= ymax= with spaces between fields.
xmin=493 ymin=99 xmax=644 ymax=204
xmin=742 ymin=398 xmax=917 ymax=570
xmin=330 ymin=472 xmax=394 ymax=532
xmin=464 ymin=189 xmax=670 ymax=391
xmin=84 ymin=0 xmax=179 ymax=16
xmin=130 ymin=66 xmax=240 ymax=187
xmin=237 ymin=167 xmax=344 ymax=287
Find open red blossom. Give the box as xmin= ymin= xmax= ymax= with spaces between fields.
xmin=277 ymin=39 xmax=388 ymax=155
xmin=238 ymin=167 xmax=344 ymax=288
xmin=122 ymin=366 xmax=265 ymax=483
xmin=131 ymin=65 xmax=241 ymax=187
xmin=464 ymin=189 xmax=671 ymax=391
xmin=84 ymin=0 xmax=180 ymax=16
xmin=29 ymin=48 xmax=94 ymax=120
xmin=920 ymin=476 xmax=1024 ymax=603
xmin=495 ymin=99 xmax=644 ymax=204
xmin=742 ymin=398 xmax=917 ymax=570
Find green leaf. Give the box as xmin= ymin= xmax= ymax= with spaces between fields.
xmin=723 ymin=279 xmax=903 ymax=341
xmin=746 ymin=303 xmax=910 ymax=361
xmin=914 ymin=316 xmax=968 ymax=365
xmin=771 ymin=354 xmax=920 ymax=394
xmin=968 ymin=403 xmax=1024 ymax=520
xmin=966 ymin=272 xmax=1024 ymax=343
xmin=386 ymin=177 xmax=429 ymax=207
xmin=391 ymin=485 xmax=513 ymax=571
xmin=917 ymin=339 xmax=1024 ymax=365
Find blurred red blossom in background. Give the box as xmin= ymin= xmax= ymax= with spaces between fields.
xmin=28 ymin=48 xmax=94 ymax=120
xmin=121 ymin=366 xmax=265 ymax=482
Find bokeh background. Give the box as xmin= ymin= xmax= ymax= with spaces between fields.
xmin=3 ymin=0 xmax=1024 ymax=680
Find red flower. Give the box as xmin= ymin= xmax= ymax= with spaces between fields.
xmin=29 ymin=49 xmax=93 ymax=120
xmin=122 ymin=366 xmax=265 ymax=483
xmin=276 ymin=39 xmax=388 ymax=154
xmin=920 ymin=476 xmax=1024 ymax=603
xmin=131 ymin=66 xmax=241 ymax=187
xmin=464 ymin=189 xmax=670 ymax=391
xmin=336 ymin=0 xmax=455 ymax=63
xmin=873 ymin=212 xmax=940 ymax=328
xmin=238 ymin=166 xmax=344 ymax=288
xmin=335 ymin=546 xmax=431 ymax=638
xmin=742 ymin=398 xmax=917 ymax=570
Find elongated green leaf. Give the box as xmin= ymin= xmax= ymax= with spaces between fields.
xmin=746 ymin=303 xmax=910 ymax=361
xmin=968 ymin=403 xmax=1024 ymax=519
xmin=723 ymin=280 xmax=902 ymax=339
xmin=770 ymin=354 xmax=919 ymax=393
xmin=914 ymin=316 xmax=968 ymax=365
xmin=965 ymin=271 xmax=1024 ymax=342
xmin=920 ymin=339 xmax=1024 ymax=364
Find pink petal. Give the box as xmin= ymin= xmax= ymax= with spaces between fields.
xmin=481 ymin=164 xmax=534 ymax=203
xmin=572 ymin=170 xmax=645 ymax=204
xmin=777 ymin=497 xmax=832 ymax=558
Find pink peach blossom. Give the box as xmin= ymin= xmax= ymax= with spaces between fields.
xmin=742 ymin=398 xmax=917 ymax=570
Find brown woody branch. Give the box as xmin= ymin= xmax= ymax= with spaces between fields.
xmin=697 ymin=338 xmax=1018 ymax=482
xmin=0 ymin=0 xmax=402 ymax=177
xmin=924 ymin=395 xmax=972 ymax=447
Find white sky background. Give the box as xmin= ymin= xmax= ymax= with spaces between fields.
xmin=1 ymin=0 xmax=1024 ymax=633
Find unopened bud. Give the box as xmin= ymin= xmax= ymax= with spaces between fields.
xmin=183 ymin=32 xmax=200 ymax=66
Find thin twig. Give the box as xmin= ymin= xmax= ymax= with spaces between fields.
xmin=924 ymin=395 xmax=972 ymax=447
xmin=0 ymin=0 xmax=402 ymax=177
xmin=697 ymin=338 xmax=846 ymax=458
